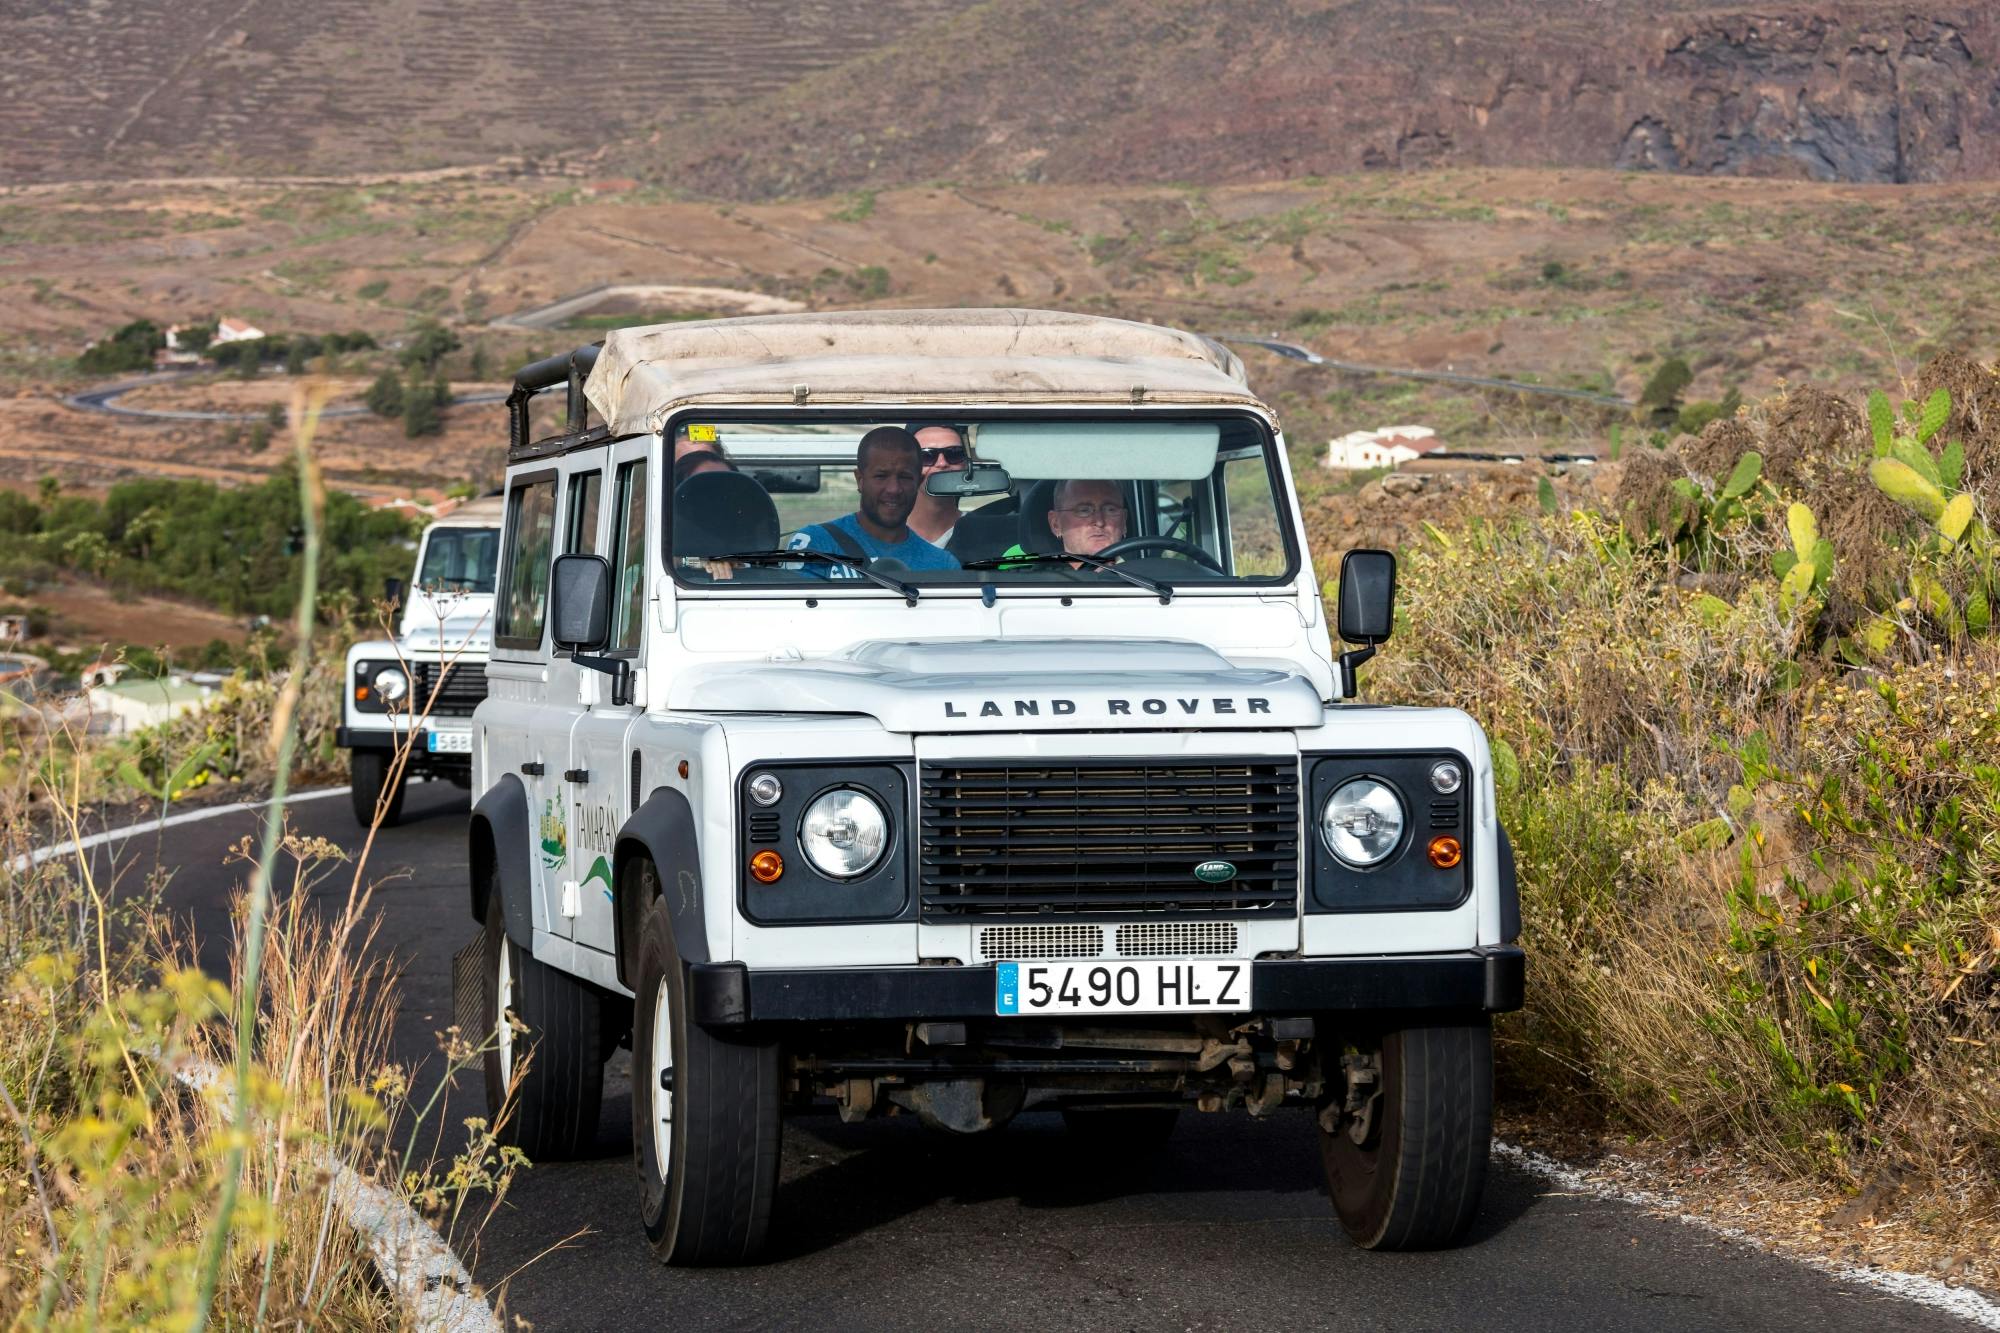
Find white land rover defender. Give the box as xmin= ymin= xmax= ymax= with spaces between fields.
xmin=460 ymin=310 xmax=1523 ymax=1264
xmin=339 ymin=496 xmax=502 ymax=826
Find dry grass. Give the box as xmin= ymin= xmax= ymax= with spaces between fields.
xmin=1375 ymin=359 xmax=2000 ymax=1259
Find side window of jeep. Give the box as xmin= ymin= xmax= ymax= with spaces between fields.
xmin=611 ymin=459 xmax=647 ymax=652
xmin=565 ymin=470 xmax=603 ymax=555
xmin=496 ymin=476 xmax=557 ymax=649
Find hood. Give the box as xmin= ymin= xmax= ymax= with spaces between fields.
xmin=400 ymin=598 xmax=494 ymax=654
xmin=668 ymin=638 xmax=1323 ymax=733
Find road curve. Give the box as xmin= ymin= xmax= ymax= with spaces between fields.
xmin=60 ymin=372 xmax=505 ymax=425
xmin=1214 ymin=334 xmax=1637 ymax=409
xmin=73 ymin=785 xmax=1981 ymax=1333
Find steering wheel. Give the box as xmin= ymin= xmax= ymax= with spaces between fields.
xmin=1092 ymin=535 xmax=1225 ymax=573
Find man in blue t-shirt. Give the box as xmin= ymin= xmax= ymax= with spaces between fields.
xmin=788 ymin=426 xmax=962 ymax=576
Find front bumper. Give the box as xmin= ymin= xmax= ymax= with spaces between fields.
xmin=688 ymin=946 xmax=1524 ymax=1026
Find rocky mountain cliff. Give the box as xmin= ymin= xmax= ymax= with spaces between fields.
xmin=657 ymin=2 xmax=2000 ymax=195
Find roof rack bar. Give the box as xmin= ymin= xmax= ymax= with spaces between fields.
xmin=506 ymin=345 xmax=601 ymax=452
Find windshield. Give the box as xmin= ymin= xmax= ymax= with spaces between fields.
xmin=666 ymin=415 xmax=1294 ymax=593
xmin=418 ymin=526 xmax=500 ymax=594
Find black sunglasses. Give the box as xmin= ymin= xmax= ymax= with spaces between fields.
xmin=919 ymin=446 xmax=968 ymax=466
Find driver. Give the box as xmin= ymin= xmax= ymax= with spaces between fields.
xmin=999 ymin=478 xmax=1127 ymax=568
xmin=787 ymin=426 xmax=962 ymax=576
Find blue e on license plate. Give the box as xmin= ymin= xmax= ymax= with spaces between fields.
xmin=995 ymin=960 xmax=1249 ymax=1015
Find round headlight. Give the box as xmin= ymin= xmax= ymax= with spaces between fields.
xmin=372 ymin=666 xmax=409 ymax=703
xmin=1320 ymin=778 xmax=1406 ymax=867
xmin=799 ymin=788 xmax=888 ymax=880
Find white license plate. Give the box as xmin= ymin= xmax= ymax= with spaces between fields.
xmin=426 ymin=730 xmax=472 ymax=754
xmin=995 ymin=959 xmax=1250 ymax=1016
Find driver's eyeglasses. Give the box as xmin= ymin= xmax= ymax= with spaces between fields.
xmin=1056 ymin=503 xmax=1127 ymax=522
xmin=919 ymin=447 xmax=967 ymax=466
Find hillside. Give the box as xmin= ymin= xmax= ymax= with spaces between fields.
xmin=3 ymin=1 xmax=1996 ymax=188
xmin=653 ymin=0 xmax=2000 ymax=197
xmin=0 ymin=0 xmax=965 ymax=183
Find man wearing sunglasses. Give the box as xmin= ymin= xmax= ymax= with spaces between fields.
xmin=905 ymin=420 xmax=968 ymax=548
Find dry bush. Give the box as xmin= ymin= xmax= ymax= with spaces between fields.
xmin=1378 ymin=358 xmax=2000 ymax=1247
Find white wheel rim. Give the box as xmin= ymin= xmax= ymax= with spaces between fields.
xmin=495 ymin=940 xmax=514 ymax=1087
xmin=651 ymin=976 xmax=675 ymax=1173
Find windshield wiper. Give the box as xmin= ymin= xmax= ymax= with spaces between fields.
xmin=960 ymin=551 xmax=1173 ymax=601
xmin=710 ymin=549 xmax=922 ymax=602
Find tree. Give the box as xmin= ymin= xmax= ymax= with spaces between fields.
xmin=402 ymin=391 xmax=443 ymax=437
xmin=78 ymin=320 xmax=164 ymax=375
xmin=469 ymin=341 xmax=490 ymax=379
xmin=1638 ymin=357 xmax=1694 ymax=427
xmin=365 ymin=370 xmax=404 ymax=418
xmin=400 ymin=321 xmax=460 ymax=372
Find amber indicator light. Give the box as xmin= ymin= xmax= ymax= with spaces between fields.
xmin=354 ymin=686 xmax=369 ymax=702
xmin=1427 ymin=836 xmax=1463 ymax=869
xmin=677 ymin=759 xmax=691 ymax=779
xmin=749 ymin=849 xmax=784 ymax=883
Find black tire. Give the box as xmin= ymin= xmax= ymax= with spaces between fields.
xmin=1320 ymin=1018 xmax=1492 ymax=1250
xmin=1061 ymin=1106 xmax=1180 ymax=1147
xmin=631 ymin=882 xmax=782 ymax=1265
xmin=480 ymin=899 xmax=605 ymax=1160
xmin=349 ymin=749 xmax=406 ymax=828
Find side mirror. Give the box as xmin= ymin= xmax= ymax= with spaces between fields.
xmin=383 ymin=577 xmax=405 ymax=615
xmin=924 ymin=462 xmax=1011 ymax=497
xmin=550 ymin=554 xmax=633 ymax=705
xmin=550 ymin=554 xmax=611 ymax=652
xmin=1334 ymin=549 xmax=1396 ymax=699
xmin=1336 ymin=549 xmax=1396 ymax=645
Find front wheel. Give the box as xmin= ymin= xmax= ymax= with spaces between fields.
xmin=349 ymin=749 xmax=406 ymax=828
xmin=1319 ymin=1018 xmax=1492 ymax=1250
xmin=632 ymin=883 xmax=782 ymax=1265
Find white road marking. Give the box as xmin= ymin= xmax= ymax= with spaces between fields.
xmin=13 ymin=786 xmax=352 ymax=872
xmin=30 ymin=788 xmax=502 ymax=1333
xmin=1494 ymin=1142 xmax=2000 ymax=1330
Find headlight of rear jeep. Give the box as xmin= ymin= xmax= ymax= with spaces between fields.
xmin=1319 ymin=778 xmax=1406 ymax=867
xmin=798 ymin=788 xmax=888 ymax=879
xmin=371 ymin=667 xmax=409 ymax=704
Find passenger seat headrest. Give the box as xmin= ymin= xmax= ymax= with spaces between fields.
xmin=1018 ymin=479 xmax=1062 ymax=556
xmin=673 ymin=471 xmax=778 ymax=557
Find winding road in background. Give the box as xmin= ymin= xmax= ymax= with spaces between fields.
xmin=51 ymin=786 xmax=1989 ymax=1332
xmin=61 ymin=371 xmax=506 ymax=424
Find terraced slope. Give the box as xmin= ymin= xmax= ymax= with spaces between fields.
xmin=0 ymin=0 xmax=969 ymax=182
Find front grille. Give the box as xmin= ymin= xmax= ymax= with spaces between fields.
xmin=1115 ymin=922 xmax=1237 ymax=957
xmin=977 ymin=925 xmax=1104 ymax=960
xmin=920 ymin=759 xmax=1299 ymax=919
xmin=411 ymin=660 xmax=488 ymax=718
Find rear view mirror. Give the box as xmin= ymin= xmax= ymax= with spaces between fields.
xmin=1334 ymin=549 xmax=1396 ymax=700
xmin=925 ymin=462 xmax=1011 ymax=497
xmin=1336 ymin=549 xmax=1396 ymax=645
xmin=550 ymin=554 xmax=611 ymax=652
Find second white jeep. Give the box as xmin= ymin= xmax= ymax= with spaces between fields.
xmin=460 ymin=310 xmax=1524 ymax=1265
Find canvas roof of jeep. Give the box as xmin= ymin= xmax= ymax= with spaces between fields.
xmin=583 ymin=308 xmax=1261 ymax=437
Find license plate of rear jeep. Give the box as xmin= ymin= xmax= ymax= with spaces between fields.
xmin=994 ymin=960 xmax=1250 ymax=1016
xmin=426 ymin=730 xmax=472 ymax=754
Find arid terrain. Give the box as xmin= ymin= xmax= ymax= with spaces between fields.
xmin=5 ymin=1 xmax=1994 ymax=190
xmin=5 ymin=167 xmax=1997 ymax=507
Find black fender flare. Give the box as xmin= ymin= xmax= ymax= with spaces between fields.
xmin=1497 ymin=825 xmax=1520 ymax=946
xmin=612 ymin=786 xmax=709 ymax=991
xmin=469 ymin=773 xmax=535 ymax=952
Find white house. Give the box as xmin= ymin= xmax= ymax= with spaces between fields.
xmin=1325 ymin=425 xmax=1446 ymax=470
xmin=212 ymin=317 xmax=266 ymax=344
xmin=88 ymin=673 xmax=215 ymax=736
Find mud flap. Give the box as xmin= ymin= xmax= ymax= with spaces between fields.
xmin=452 ymin=931 xmax=486 ymax=1044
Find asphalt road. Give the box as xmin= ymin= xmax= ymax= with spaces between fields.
xmin=75 ymin=784 xmax=1979 ymax=1332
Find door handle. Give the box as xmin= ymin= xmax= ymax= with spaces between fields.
xmin=520 ymin=761 xmax=545 ymax=776
xmin=563 ymin=768 xmax=590 ymax=783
